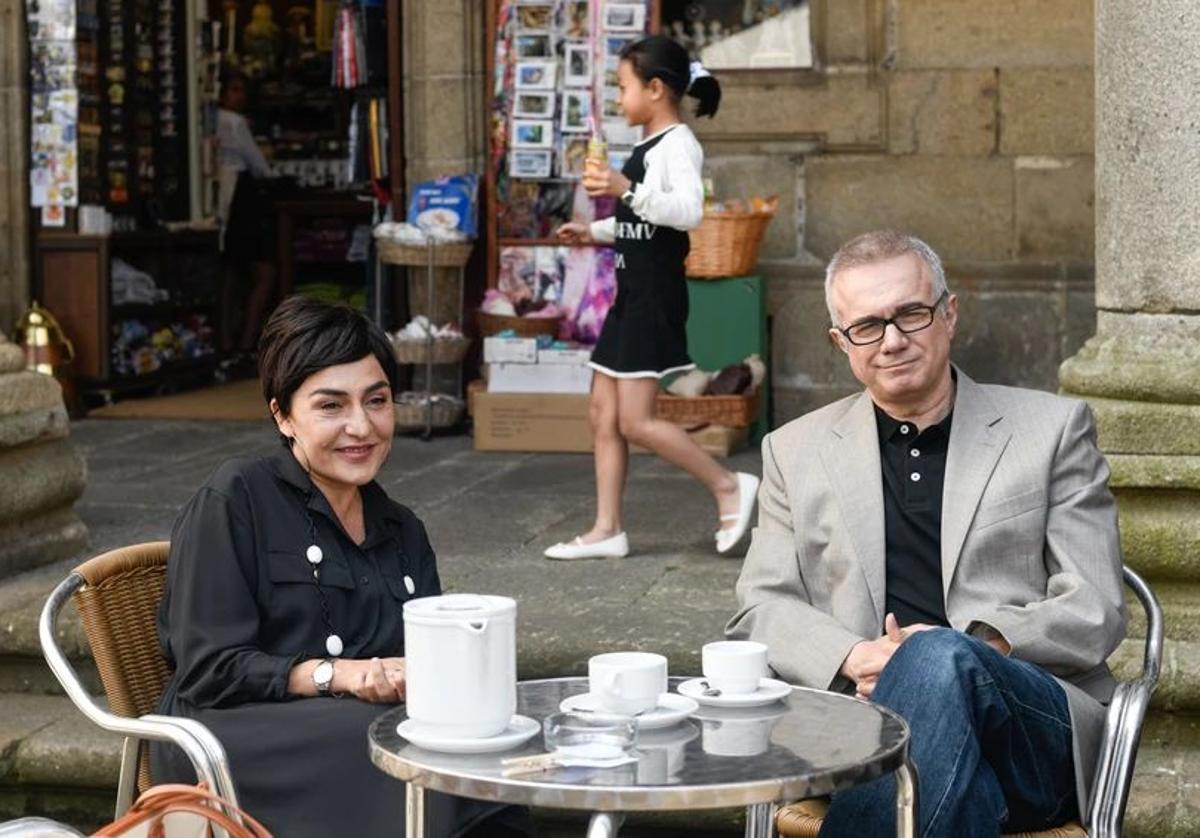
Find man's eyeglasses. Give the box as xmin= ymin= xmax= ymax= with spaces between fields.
xmin=838 ymin=291 xmax=949 ymax=346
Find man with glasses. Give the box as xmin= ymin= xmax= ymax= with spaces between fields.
xmin=727 ymin=230 xmax=1126 ymax=837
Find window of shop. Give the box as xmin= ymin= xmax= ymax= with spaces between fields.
xmin=660 ymin=0 xmax=813 ymax=70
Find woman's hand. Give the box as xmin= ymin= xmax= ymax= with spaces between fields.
xmin=555 ymin=222 xmax=592 ymax=244
xmin=582 ymin=166 xmax=631 ymax=199
xmin=337 ymin=657 xmax=407 ymax=704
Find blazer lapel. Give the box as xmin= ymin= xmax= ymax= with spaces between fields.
xmin=818 ymin=392 xmax=886 ymax=627
xmin=941 ymin=370 xmax=1011 ymax=594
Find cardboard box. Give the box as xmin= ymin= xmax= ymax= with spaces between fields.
xmin=483 ymin=336 xmax=539 ymax=364
xmin=473 ymin=391 xmax=593 ymax=452
xmin=472 ymin=390 xmax=748 ymax=456
xmin=537 ymin=346 xmax=592 ymax=366
xmin=488 ymin=362 xmax=594 ymax=394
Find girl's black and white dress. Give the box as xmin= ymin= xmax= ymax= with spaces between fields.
xmin=588 ymin=124 xmax=705 ymax=379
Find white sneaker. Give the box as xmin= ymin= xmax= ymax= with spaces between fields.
xmin=544 ymin=532 xmax=630 ymax=560
xmin=715 ymin=472 xmax=760 ymax=555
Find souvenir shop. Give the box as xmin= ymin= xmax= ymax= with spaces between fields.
xmin=468 ymin=0 xmax=790 ymax=453
xmin=25 ymin=0 xmax=403 ymax=408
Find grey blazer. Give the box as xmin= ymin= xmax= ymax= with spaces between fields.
xmin=727 ymin=369 xmax=1127 ymax=812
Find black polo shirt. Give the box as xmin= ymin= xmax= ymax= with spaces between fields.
xmin=875 ymin=405 xmax=953 ymax=627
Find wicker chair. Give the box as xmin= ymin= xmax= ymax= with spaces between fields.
xmin=775 ymin=566 xmax=1163 ymax=838
xmin=39 ymin=542 xmax=239 ymax=820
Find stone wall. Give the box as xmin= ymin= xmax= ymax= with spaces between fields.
xmin=394 ymin=1 xmax=1099 ymax=415
xmin=692 ymin=0 xmax=1097 ymax=422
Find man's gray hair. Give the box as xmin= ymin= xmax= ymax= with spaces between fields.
xmin=824 ymin=231 xmax=949 ymax=326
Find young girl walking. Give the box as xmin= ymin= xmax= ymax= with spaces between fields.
xmin=544 ymin=35 xmax=759 ymax=561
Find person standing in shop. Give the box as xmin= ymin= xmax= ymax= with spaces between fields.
xmin=217 ymin=67 xmax=278 ymax=372
xmin=545 ymin=35 xmax=759 ymax=560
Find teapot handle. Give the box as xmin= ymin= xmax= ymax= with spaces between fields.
xmin=61 ymin=333 xmax=75 ymax=363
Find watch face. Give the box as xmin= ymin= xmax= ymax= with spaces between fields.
xmin=314 ymin=661 xmax=333 ymax=686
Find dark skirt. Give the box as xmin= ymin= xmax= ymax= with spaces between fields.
xmin=589 ymin=270 xmax=693 ymax=379
xmin=224 ymin=172 xmax=276 ymax=263
xmin=149 ymin=697 xmax=533 ymax=838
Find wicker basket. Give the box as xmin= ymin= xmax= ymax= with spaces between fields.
xmin=655 ymin=388 xmax=760 ymax=428
xmin=685 ymin=209 xmax=776 ymax=279
xmin=391 ymin=335 xmax=471 ymax=365
xmin=394 ymin=394 xmax=465 ymax=430
xmin=476 ymin=310 xmax=563 ymax=339
xmin=376 ymin=237 xmax=474 ymax=267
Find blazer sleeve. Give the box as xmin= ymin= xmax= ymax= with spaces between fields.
xmin=162 ymin=485 xmax=303 ymax=708
xmin=726 ymin=432 xmax=866 ymax=690
xmin=966 ymin=401 xmax=1127 ymax=675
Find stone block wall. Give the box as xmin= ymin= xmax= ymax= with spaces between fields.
xmin=692 ymin=0 xmax=1097 ymax=422
xmin=398 ymin=1 xmax=1098 ymax=421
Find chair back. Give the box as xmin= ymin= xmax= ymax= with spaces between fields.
xmin=1087 ymin=565 xmax=1164 ymax=837
xmin=71 ymin=541 xmax=173 ymax=792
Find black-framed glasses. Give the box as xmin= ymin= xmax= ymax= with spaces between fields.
xmin=838 ymin=291 xmax=949 ymax=346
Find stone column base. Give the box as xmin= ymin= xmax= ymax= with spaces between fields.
xmin=1061 ymin=323 xmax=1200 ymax=711
xmin=0 ymin=505 xmax=88 ymax=578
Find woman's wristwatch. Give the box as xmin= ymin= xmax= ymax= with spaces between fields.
xmin=312 ymin=658 xmax=335 ymax=695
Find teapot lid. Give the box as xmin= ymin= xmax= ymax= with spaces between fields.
xmin=404 ymin=593 xmax=516 ymax=621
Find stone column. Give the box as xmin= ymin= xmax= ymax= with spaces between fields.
xmin=0 ymin=0 xmax=31 ymax=331
xmin=0 ymin=334 xmax=87 ymax=577
xmin=1059 ymin=2 xmax=1200 ymax=822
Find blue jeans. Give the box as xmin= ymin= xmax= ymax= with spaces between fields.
xmin=820 ymin=628 xmax=1078 ymax=838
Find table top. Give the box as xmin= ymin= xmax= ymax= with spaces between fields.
xmin=368 ymin=677 xmax=909 ymax=811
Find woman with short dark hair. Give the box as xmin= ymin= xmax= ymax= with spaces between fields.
xmin=151 ymin=296 xmax=532 ymax=837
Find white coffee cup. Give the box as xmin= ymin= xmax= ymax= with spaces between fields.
xmin=589 ymin=652 xmax=668 ymax=715
xmin=702 ymin=640 xmax=769 ymax=695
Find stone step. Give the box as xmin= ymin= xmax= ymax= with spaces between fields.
xmin=0 ymin=556 xmax=100 ymax=696
xmin=0 ymin=690 xmax=1196 ymax=836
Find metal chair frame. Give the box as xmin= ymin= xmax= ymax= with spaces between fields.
xmin=1085 ymin=565 xmax=1164 ymax=837
xmin=39 ymin=570 xmax=240 ymax=821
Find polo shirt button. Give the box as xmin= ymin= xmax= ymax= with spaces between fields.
xmin=900 ymin=425 xmax=911 ymax=435
xmin=361 ymin=576 xmax=370 ymax=585
xmin=911 ymin=448 xmax=920 ymax=457
xmin=910 ymin=472 xmax=921 ymax=482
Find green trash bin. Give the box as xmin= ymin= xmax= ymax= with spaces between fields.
xmin=685 ymin=275 xmax=770 ymax=444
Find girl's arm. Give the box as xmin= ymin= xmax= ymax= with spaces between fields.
xmin=630 ymin=130 xmax=705 ymax=231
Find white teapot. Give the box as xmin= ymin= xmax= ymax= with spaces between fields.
xmin=403 ymin=594 xmax=517 ymax=739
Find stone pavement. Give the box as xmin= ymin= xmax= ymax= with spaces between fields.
xmin=1 ymin=418 xmax=1197 ymax=834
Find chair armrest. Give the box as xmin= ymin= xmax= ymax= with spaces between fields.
xmin=38 ymin=574 xmax=240 ymax=810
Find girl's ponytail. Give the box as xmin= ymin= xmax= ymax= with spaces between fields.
xmin=686 ymin=62 xmax=721 ymax=119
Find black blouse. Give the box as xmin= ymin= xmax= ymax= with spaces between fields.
xmin=156 ymin=447 xmax=442 ymax=710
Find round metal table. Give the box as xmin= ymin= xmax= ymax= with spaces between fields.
xmin=369 ymin=677 xmax=916 ymax=838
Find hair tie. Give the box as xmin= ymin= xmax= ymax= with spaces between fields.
xmin=688 ymin=60 xmax=711 ymax=91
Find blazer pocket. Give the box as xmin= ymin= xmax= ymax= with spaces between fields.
xmin=266 ymin=549 xmax=356 ymax=590
xmin=974 ymin=487 xmax=1047 ymax=531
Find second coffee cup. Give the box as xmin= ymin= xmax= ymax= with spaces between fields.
xmin=589 ymin=651 xmax=668 ymax=715
xmin=702 ymin=640 xmax=769 ymax=695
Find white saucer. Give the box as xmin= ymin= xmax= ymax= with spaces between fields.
xmin=559 ymin=692 xmax=698 ymax=730
xmin=397 ymin=714 xmax=539 ymax=754
xmin=677 ymin=677 xmax=792 ymax=708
